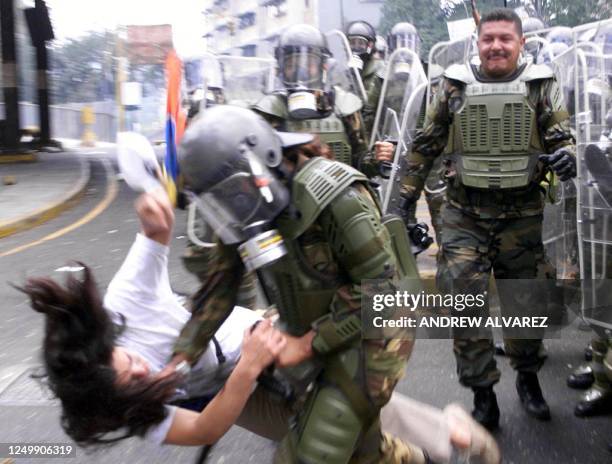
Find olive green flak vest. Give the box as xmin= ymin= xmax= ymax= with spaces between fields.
xmin=252 ymin=88 xmax=363 ymax=167
xmin=258 ymin=158 xmax=369 ymax=336
xmin=285 ymin=114 xmax=352 ymax=165
xmin=443 ymin=63 xmax=551 ymax=190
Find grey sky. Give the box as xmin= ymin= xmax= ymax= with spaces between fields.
xmin=44 ymin=0 xmax=206 ymax=57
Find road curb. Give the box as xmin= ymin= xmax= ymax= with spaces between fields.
xmin=0 ymin=157 xmax=91 ymax=239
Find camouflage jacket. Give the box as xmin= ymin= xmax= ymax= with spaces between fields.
xmin=402 ymin=64 xmax=576 ymax=219
xmin=173 ymin=160 xmax=401 ymax=363
xmin=361 ymin=57 xmax=385 ymax=139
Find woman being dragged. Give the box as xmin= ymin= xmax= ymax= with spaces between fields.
xmin=20 ymin=187 xmax=499 ymax=463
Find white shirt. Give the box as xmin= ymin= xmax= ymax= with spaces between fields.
xmin=103 ymin=234 xmax=260 ymax=444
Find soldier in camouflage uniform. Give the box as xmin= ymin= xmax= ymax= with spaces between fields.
xmin=252 ymin=24 xmax=387 ymax=177
xmin=382 ymin=9 xmax=577 ymax=429
xmin=181 ymin=76 xmax=258 ymax=309
xmin=345 ymin=20 xmax=386 ymax=138
xmin=173 ymin=105 xmax=427 ymax=463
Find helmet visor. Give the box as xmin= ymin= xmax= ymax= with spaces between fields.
xmin=348 ymin=36 xmax=370 ymax=55
xmin=281 ymin=50 xmax=324 ymax=88
xmin=190 ymin=151 xmax=289 ymax=244
xmin=396 ymin=33 xmax=418 ymax=51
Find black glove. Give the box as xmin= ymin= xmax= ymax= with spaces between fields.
xmin=539 ymin=148 xmax=576 ymax=181
xmin=407 ymin=222 xmax=434 ymax=255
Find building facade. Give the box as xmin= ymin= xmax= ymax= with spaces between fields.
xmin=202 ymin=0 xmax=384 ymax=57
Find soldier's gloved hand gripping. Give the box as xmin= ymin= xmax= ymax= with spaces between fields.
xmin=539 ymin=148 xmax=576 ymax=181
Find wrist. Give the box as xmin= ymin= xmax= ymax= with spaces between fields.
xmin=236 ymin=356 xmax=263 ymax=382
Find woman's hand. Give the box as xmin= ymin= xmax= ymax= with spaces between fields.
xmin=135 ymin=188 xmax=174 ymax=245
xmin=239 ymin=320 xmax=287 ymax=378
xmin=275 ymin=330 xmax=315 ymax=368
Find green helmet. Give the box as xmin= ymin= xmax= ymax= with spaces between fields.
xmin=275 ymin=24 xmax=330 ymax=90
xmin=346 ymin=20 xmax=376 ymax=60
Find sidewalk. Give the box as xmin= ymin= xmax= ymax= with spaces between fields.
xmin=0 ymin=149 xmax=90 ymax=239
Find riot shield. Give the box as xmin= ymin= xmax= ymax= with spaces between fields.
xmin=192 ymin=53 xmax=276 ymax=109
xmin=369 ymin=48 xmax=426 ymax=151
xmin=574 ymin=19 xmax=612 ymax=332
xmin=368 ymin=48 xmax=427 ymax=216
xmin=541 ymin=46 xmax=579 ymax=280
xmin=325 ymin=30 xmax=368 ymax=102
xmin=426 ymin=36 xmax=475 ymax=107
xmin=422 ymin=36 xmax=475 ymax=210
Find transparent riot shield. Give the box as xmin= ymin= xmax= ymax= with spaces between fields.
xmin=367 ymin=48 xmax=427 ymax=215
xmin=574 ymin=19 xmax=612 ymax=332
xmin=193 ymin=53 xmax=276 ymax=109
xmin=541 ymin=46 xmax=579 ymax=280
xmin=426 ymin=36 xmax=475 ymax=107
xmin=369 ymin=48 xmax=426 ymax=152
xmin=325 ymin=30 xmax=368 ymax=102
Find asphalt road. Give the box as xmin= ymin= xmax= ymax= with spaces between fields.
xmin=0 ymin=149 xmax=609 ymax=464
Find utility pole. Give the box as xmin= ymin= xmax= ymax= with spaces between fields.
xmin=1 ymin=0 xmax=20 ymax=150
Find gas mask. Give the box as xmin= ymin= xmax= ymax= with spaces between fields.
xmin=180 ymin=106 xmax=314 ymax=271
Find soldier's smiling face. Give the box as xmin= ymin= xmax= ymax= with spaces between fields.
xmin=478 ymin=20 xmax=525 ymax=78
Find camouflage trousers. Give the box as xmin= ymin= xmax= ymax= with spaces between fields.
xmin=182 ymin=242 xmax=258 ymax=309
xmin=275 ymin=338 xmax=418 ymax=463
xmin=436 ymin=204 xmax=554 ymax=388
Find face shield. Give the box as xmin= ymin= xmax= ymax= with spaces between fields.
xmin=348 ymin=36 xmax=371 ymax=56
xmin=395 ymin=33 xmax=419 ymax=53
xmin=190 ymin=148 xmax=289 ymax=245
xmin=280 ymin=49 xmax=325 ymax=89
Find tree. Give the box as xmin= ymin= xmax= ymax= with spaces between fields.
xmin=521 ymin=0 xmax=611 ymax=27
xmin=49 ymin=31 xmax=118 ymax=104
xmin=380 ymin=0 xmax=611 ymax=60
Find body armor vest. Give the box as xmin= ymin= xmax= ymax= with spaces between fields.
xmin=284 ymin=113 xmax=352 ymax=166
xmin=444 ymin=65 xmax=545 ymax=190
xmin=262 ymin=158 xmax=368 ymax=335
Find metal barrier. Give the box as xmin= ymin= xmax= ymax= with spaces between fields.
xmin=0 ymin=102 xmax=117 ymax=142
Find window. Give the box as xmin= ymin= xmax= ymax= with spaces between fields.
xmin=242 ymin=45 xmax=257 ymax=57
xmin=239 ymin=12 xmax=256 ymax=30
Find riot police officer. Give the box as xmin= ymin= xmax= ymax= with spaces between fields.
xmin=388 ymin=8 xmax=577 ymax=429
xmin=345 ymin=20 xmax=386 ymax=137
xmin=252 ymin=24 xmax=376 ymax=174
xmin=175 ymin=105 xmax=426 ymax=463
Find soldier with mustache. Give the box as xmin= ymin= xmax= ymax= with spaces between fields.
xmin=377 ymin=9 xmax=576 ymax=430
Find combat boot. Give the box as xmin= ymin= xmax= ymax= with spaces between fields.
xmin=471 ymin=386 xmax=500 ymax=430
xmin=567 ymin=364 xmax=595 ymax=389
xmin=516 ymin=372 xmax=551 ymax=421
xmin=574 ymin=386 xmax=612 ymax=417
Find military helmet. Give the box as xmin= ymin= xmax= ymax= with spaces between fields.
xmin=346 ymin=20 xmax=376 ymax=43
xmin=275 ymin=24 xmax=330 ymax=90
xmin=376 ymin=34 xmax=388 ymax=60
xmin=522 ymin=17 xmax=546 ymax=36
xmin=388 ymin=22 xmax=420 ymax=54
xmin=346 ymin=20 xmax=377 ymax=60
xmin=179 ymin=105 xmax=284 ymax=194
xmin=546 ymin=27 xmax=573 ymax=47
xmin=537 ymin=42 xmax=569 ymax=64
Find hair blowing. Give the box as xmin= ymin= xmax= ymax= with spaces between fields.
xmin=17 ymin=265 xmax=181 ymax=448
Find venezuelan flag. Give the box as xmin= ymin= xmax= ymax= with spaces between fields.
xmin=164 ymin=49 xmax=187 ymax=206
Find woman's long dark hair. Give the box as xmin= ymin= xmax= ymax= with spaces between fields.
xmin=17 ymin=264 xmax=181 ymax=447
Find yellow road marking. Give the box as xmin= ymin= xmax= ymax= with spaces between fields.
xmin=0 ymin=160 xmax=118 ymax=258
